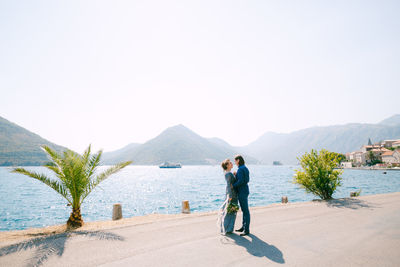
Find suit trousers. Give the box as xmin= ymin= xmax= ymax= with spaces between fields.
xmin=238 ymin=194 xmax=250 ymax=232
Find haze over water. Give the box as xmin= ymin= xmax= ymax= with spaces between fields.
xmin=1 ymin=166 xmax=399 ymax=231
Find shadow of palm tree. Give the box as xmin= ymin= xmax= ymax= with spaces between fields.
xmin=324 ymin=198 xmax=377 ymax=210
xmin=0 ymin=230 xmax=124 ymax=267
xmin=224 ymin=234 xmax=285 ymax=264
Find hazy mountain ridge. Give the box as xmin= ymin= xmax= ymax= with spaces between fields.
xmin=243 ymin=120 xmax=400 ymax=165
xmin=102 ymin=124 xmax=258 ymax=165
xmin=0 ymin=116 xmax=66 ymax=166
xmin=379 ymin=114 xmax=400 ymax=126
xmin=100 ymin=143 xmax=141 ymax=164
xmin=2 ymin=115 xmax=400 ymax=166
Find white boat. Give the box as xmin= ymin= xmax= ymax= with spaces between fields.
xmin=159 ymin=162 xmax=182 ymax=168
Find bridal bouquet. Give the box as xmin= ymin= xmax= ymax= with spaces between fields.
xmin=227 ymin=202 xmax=239 ymax=214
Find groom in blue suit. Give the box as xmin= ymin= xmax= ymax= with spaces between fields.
xmin=233 ymin=155 xmax=250 ymax=236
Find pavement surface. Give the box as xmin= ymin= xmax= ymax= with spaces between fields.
xmin=1 ymin=192 xmax=400 ymax=266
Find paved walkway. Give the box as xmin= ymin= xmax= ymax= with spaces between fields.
xmin=1 ymin=192 xmax=400 ymax=266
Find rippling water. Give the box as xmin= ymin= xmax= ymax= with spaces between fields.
xmin=1 ymin=166 xmax=399 ymax=231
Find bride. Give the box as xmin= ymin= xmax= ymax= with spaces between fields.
xmin=218 ymin=159 xmax=239 ymax=235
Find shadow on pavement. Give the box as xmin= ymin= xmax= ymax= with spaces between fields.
xmin=225 ymin=233 xmax=285 ymax=264
xmin=325 ymin=198 xmax=377 ymax=210
xmin=0 ymin=230 xmax=124 ymax=266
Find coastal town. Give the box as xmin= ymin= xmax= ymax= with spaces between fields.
xmin=343 ymin=139 xmax=400 ymax=168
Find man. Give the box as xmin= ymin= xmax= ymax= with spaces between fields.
xmin=232 ymin=154 xmax=250 ymax=236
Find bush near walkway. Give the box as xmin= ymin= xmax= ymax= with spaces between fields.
xmin=294 ymin=149 xmax=343 ymax=200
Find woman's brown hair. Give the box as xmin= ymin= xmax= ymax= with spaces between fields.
xmin=221 ymin=159 xmax=230 ymax=171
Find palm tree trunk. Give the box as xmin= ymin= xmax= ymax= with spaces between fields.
xmin=67 ymin=207 xmax=83 ymax=228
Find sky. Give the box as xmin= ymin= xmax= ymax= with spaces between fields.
xmin=1 ymin=0 xmax=399 ymax=152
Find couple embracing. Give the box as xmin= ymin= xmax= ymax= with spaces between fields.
xmin=218 ymin=155 xmax=250 ymax=236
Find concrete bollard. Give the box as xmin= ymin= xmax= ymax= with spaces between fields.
xmin=182 ymin=200 xmax=190 ymax=214
xmin=281 ymin=196 xmax=288 ymax=204
xmin=112 ymin=203 xmax=123 ymax=220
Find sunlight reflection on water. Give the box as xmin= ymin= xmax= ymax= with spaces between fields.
xmin=1 ymin=166 xmax=399 ymax=231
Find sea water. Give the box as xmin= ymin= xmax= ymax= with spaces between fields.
xmin=1 ymin=165 xmax=399 ymax=231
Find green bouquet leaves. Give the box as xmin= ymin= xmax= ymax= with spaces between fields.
xmin=227 ymin=202 xmax=239 ymax=214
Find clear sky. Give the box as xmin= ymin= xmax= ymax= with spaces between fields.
xmin=1 ymin=0 xmax=399 ymax=152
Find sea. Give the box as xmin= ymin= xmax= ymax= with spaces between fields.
xmin=1 ymin=165 xmax=400 ymax=231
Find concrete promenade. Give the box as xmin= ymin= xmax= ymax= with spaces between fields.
xmin=1 ymin=192 xmax=400 ymax=266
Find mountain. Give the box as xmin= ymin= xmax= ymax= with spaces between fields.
xmin=0 ymin=116 xmax=66 ymax=166
xmin=379 ymin=114 xmax=400 ymax=126
xmin=243 ymin=119 xmax=400 ymax=165
xmin=100 ymin=143 xmax=141 ymax=164
xmin=207 ymin=137 xmax=235 ymax=150
xmin=3 ymin=114 xmax=400 ymax=166
xmin=102 ymin=124 xmax=257 ymax=165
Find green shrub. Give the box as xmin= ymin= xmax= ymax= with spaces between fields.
xmin=354 ymin=189 xmax=362 ymax=197
xmin=294 ymin=149 xmax=343 ymax=200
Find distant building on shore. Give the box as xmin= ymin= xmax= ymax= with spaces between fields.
xmin=382 ymin=149 xmax=400 ymax=165
xmin=341 ymin=161 xmax=353 ymax=168
xmin=382 ymin=140 xmax=400 ymax=148
xmin=345 ymin=138 xmax=400 ymax=167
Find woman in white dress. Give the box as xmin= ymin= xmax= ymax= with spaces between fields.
xmin=218 ymin=159 xmax=238 ymax=235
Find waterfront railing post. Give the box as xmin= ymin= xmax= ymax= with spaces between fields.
xmin=182 ymin=200 xmax=190 ymax=214
xmin=112 ymin=203 xmax=123 ymax=220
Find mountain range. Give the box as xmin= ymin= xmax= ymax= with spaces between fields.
xmin=1 ymin=114 xmax=400 ymax=166
xmin=243 ymin=115 xmax=400 ymax=164
xmin=101 ymin=124 xmax=258 ymax=165
xmin=0 ymin=116 xmax=65 ymax=166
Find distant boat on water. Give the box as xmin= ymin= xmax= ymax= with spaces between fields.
xmin=159 ymin=162 xmax=182 ymax=168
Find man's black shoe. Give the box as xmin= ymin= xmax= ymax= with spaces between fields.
xmin=235 ymin=227 xmax=244 ymax=232
xmin=240 ymin=232 xmax=250 ymax=236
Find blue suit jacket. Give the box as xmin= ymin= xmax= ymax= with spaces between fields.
xmin=233 ymin=164 xmax=250 ymax=196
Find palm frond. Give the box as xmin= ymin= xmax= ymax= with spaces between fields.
xmin=81 ymin=161 xmax=132 ymax=203
xmin=82 ymin=145 xmax=92 ymax=161
xmin=42 ymin=145 xmax=66 ymax=180
xmin=44 ymin=163 xmax=63 ymax=178
xmin=81 ymin=145 xmax=92 ymax=171
xmin=41 ymin=146 xmax=62 ymax=166
xmin=12 ymin=167 xmax=72 ymax=204
xmin=64 ymin=152 xmax=86 ymax=207
xmin=86 ymin=150 xmax=102 ymax=178
xmin=95 ymin=161 xmax=132 ymax=186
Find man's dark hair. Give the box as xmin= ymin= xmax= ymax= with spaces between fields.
xmin=234 ymin=155 xmax=245 ymax=165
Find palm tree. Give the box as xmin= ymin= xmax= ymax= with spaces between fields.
xmin=12 ymin=145 xmax=132 ymax=228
